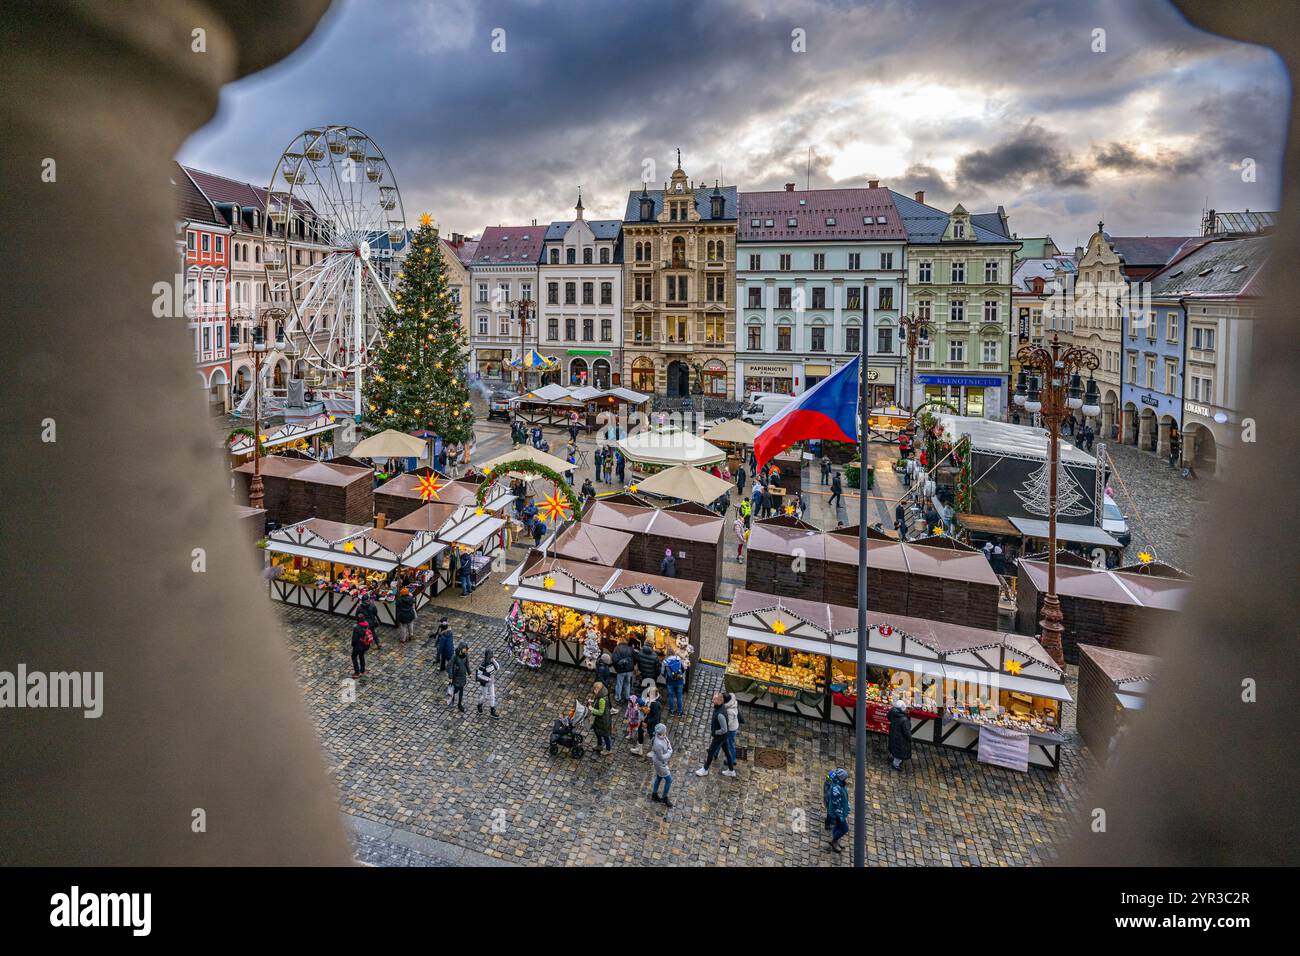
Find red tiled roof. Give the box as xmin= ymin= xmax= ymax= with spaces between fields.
xmin=470 ymin=225 xmax=545 ymax=265
xmin=172 ymin=162 xmax=221 ymax=226
xmin=738 ymin=187 xmax=906 ymax=241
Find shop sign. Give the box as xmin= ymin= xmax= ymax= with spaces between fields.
xmin=1140 ymin=394 xmax=1160 ymax=407
xmin=864 ymin=701 xmax=891 ymax=734
xmin=977 ymin=724 xmax=1030 ymax=772
xmin=863 ymin=367 xmax=896 ymax=384
xmin=916 ymin=375 xmax=1002 ymax=388
xmin=755 ymin=680 xmax=798 ymax=699
xmin=1183 ymin=400 xmax=1211 ymax=418
xmin=747 ymin=363 xmax=792 ymax=376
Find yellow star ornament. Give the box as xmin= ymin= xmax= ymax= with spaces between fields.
xmin=417 ymin=474 xmax=443 ymax=501
xmin=771 ymin=618 xmax=787 ymax=635
xmin=1005 ymin=659 xmax=1022 ymax=675
xmin=419 ymin=213 xmax=432 ymax=226
xmin=1137 ymin=550 xmax=1154 ymax=564
xmin=542 ymin=576 xmax=556 ymax=590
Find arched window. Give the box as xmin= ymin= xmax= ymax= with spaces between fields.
xmin=255 ymin=246 xmax=261 ymax=264
xmin=583 ymin=248 xmax=592 ymax=264
xmin=566 ymin=248 xmax=576 ymax=264
xmin=671 ymin=236 xmax=685 ymax=267
xmin=600 ymin=247 xmax=610 ymax=264
xmin=550 ymin=248 xmax=559 ymax=264
xmin=631 ymin=358 xmax=655 ymax=393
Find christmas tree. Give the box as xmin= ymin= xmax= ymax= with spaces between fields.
xmin=1014 ymin=460 xmax=1091 ymax=518
xmin=362 ymin=214 xmax=473 ymax=442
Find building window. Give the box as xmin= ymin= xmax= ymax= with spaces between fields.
xmin=600 ymin=247 xmax=609 ymax=264
xmin=747 ymin=287 xmax=762 ymax=309
xmin=1167 ymin=313 xmax=1179 ymax=343
xmin=583 ymin=318 xmax=594 ymax=341
xmin=983 ymin=300 xmax=999 ymax=323
xmin=561 ymin=282 xmax=575 ymax=305
xmin=1192 ymin=326 xmax=1216 ymax=350
xmin=917 ymin=299 xmax=932 ymax=322
xmin=666 ymin=315 xmax=688 ymax=343
xmin=633 ymin=314 xmax=653 ymax=343
xmin=811 ymin=287 xmax=826 ymax=309
xmin=1164 ymin=358 xmax=1178 ymax=392
xmin=1128 ymin=352 xmax=1138 ymax=383
xmin=777 ymin=288 xmax=792 ymax=309
xmin=566 ymin=248 xmax=576 ymax=264
xmin=878 ymin=287 xmax=893 ymax=310
xmin=811 ymin=326 xmax=826 ymax=352
xmin=982 ymin=339 xmax=998 ymax=363
xmin=202 ymin=327 xmax=210 ymax=351
xmin=550 ymin=248 xmax=559 ymax=264
xmin=849 ymin=253 xmax=861 ymax=270
xmin=950 ymin=300 xmax=965 ymax=323
xmin=813 ymin=253 xmax=826 ymax=271
xmin=1146 ymin=313 xmax=1157 ymax=341
xmin=747 ymin=326 xmax=762 ymax=350
xmin=951 ymin=261 xmax=965 ymax=283
xmin=600 ymin=282 xmax=612 ymax=305
xmin=600 ymin=318 xmax=612 ymax=341
xmin=187 ymin=232 xmax=195 ymax=251
xmin=748 ymin=253 xmax=761 ymax=271
xmin=582 ymin=282 xmax=594 ymax=305
xmin=917 ymin=261 xmax=931 ymax=283
xmin=846 ymin=287 xmax=861 ymax=310
xmin=547 ymin=282 xmax=559 ymax=305
xmin=547 ymin=317 xmax=558 ymax=340
xmin=953 ymin=221 xmax=966 ymax=239
xmin=779 ymin=254 xmax=792 ymax=271
xmin=825 ymin=217 xmax=837 ymax=226
xmin=671 ymin=236 xmax=686 ymax=267
xmin=201 ymin=234 xmax=210 ymax=252
xmin=949 ymin=340 xmax=965 ymax=363
xmin=215 ymin=236 xmax=224 ymax=255
xmin=876 ymin=328 xmax=893 ymax=353
xmin=498 ymin=315 xmax=510 ymax=336
xmin=984 ymin=259 xmax=999 ymax=283
xmin=583 ymin=248 xmax=592 ymax=264
xmin=880 ymin=252 xmax=893 ymax=270
xmin=777 ymin=326 xmax=792 ymax=351
xmin=845 ymin=326 xmax=860 ymax=353
xmin=565 ymin=318 xmax=576 ymax=340
xmin=705 ymin=314 xmax=725 ymax=345
xmin=477 ymin=315 xmax=488 ymax=335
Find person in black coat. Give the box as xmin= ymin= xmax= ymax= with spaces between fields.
xmin=635 ymin=641 xmax=661 ymax=685
xmin=358 ymin=597 xmax=382 ymax=648
xmin=736 ymin=466 xmax=747 ymax=497
xmin=659 ymin=549 xmax=677 ymax=578
xmin=888 ymin=699 xmax=913 ymax=770
xmin=394 ymin=588 xmax=417 ymax=643
xmin=594 ymin=651 xmax=615 ymax=691
xmin=828 ymin=472 xmax=843 ymax=510
xmin=448 ymin=644 xmax=470 ymax=713
xmin=350 ymin=620 xmax=371 ymax=678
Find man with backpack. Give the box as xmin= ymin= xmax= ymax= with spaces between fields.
xmin=662 ymin=649 xmax=686 ymax=717
xmin=611 ymin=639 xmax=636 ymax=703
xmin=350 ymin=619 xmax=373 ymax=678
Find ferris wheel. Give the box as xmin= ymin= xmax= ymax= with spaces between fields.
xmin=263 ymin=125 xmax=406 ymax=419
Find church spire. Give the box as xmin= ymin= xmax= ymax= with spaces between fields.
xmin=575 ymin=187 xmax=584 ymax=220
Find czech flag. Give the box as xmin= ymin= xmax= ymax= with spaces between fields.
xmin=753 ymin=356 xmax=860 ymax=470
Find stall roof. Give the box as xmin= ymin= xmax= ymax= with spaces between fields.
xmin=233 ymin=455 xmax=313 ymax=479
xmin=552 ymin=522 xmax=633 ymax=566
xmin=511 ymin=556 xmax=701 ymax=630
xmin=900 ymin=542 xmax=1001 ymax=586
xmin=956 ymin=513 xmax=1020 ymax=536
xmin=581 ymin=499 xmax=724 ymax=543
xmin=234 ymin=504 xmax=266 ymax=521
xmin=1078 ymin=643 xmax=1160 ymax=684
xmin=1020 ymin=560 xmax=1191 ymax=611
xmin=376 ymin=474 xmax=508 ymax=510
xmin=288 ymin=461 xmax=372 ymax=486
xmin=386 ymin=501 xmax=458 ymax=533
xmin=265 ymin=518 xmax=445 ymax=572
xmin=617 ymin=427 xmax=726 ymax=468
xmin=1010 ymin=517 xmax=1120 ymax=548
xmin=228 ymin=416 xmax=341 ymax=456
xmin=437 ymin=505 xmax=507 ymax=549
xmin=583 ymin=500 xmax=657 ymax=534
xmin=938 ymin=414 xmax=1096 ymax=466
xmin=747 ymin=521 xmax=826 ymax=559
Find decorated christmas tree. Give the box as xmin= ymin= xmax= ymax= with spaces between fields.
xmin=362 ymin=214 xmax=473 ymax=442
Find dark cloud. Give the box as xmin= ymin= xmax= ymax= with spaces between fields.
xmin=956 ymin=123 xmax=1090 ymax=190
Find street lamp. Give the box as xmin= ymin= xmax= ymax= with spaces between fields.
xmin=249 ymin=325 xmax=269 ymax=510
xmin=511 ymin=296 xmax=535 ymax=392
xmin=899 ymin=311 xmax=932 ymax=414
xmin=1013 ymin=333 xmax=1100 ymax=666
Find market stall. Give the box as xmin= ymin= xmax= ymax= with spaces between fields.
xmin=509 ymin=554 xmax=701 ymax=685
xmin=1009 ymin=516 xmax=1123 ymax=564
xmin=550 ymin=522 xmax=632 ymax=568
xmin=615 ymin=426 xmax=725 ymax=478
xmin=235 ymin=504 xmax=267 ymax=543
xmin=1075 ymin=643 xmax=1157 ymax=755
xmin=227 ymin=414 xmax=342 ymax=460
xmin=511 ymin=383 xmax=588 ymax=432
xmin=1015 ymin=559 xmax=1190 ymax=662
xmin=263 ymin=517 xmax=450 ymax=620
xmin=235 ymin=456 xmax=375 ymax=528
xmin=582 ymin=498 xmax=725 ymax=601
xmin=726 ymin=588 xmax=1072 ymax=770
xmin=374 ymin=471 xmax=513 ymax=522
xmin=435 ymin=505 xmax=508 ymax=591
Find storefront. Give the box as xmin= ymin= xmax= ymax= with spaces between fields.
xmin=476 ymin=348 xmax=512 ymax=381
xmin=264 ymin=518 xmax=450 ymax=621
xmin=918 ymin=374 xmax=1005 ymax=420
xmin=432 ymin=505 xmax=508 ymax=592
xmin=742 ymin=362 xmax=794 ymax=397
xmin=508 ymin=555 xmax=702 ymax=687
xmin=865 ymin=365 xmax=897 ymax=407
xmin=726 ymin=589 xmax=1071 ymax=770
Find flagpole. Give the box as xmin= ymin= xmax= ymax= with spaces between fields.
xmin=853 ymin=288 xmax=870 ymax=868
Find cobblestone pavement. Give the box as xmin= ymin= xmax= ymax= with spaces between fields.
xmin=1101 ymin=442 xmax=1207 ymax=571
xmin=278 ymin=603 xmax=1094 ymax=867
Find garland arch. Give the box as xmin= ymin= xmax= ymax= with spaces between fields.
xmin=475 ymin=459 xmax=580 ymax=521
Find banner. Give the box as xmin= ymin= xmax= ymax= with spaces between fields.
xmin=977 ymin=724 xmax=1030 ymax=772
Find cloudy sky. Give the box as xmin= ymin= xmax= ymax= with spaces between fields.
xmin=180 ymin=0 xmax=1289 ymax=247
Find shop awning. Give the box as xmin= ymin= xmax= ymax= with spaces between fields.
xmin=1010 ymin=517 xmax=1121 ymax=548
xmin=265 ymin=540 xmax=397 ymax=573
xmin=438 ymin=506 xmax=506 ymax=549
xmin=511 ymin=556 xmax=699 ymax=632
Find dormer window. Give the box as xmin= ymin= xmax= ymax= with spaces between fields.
xmin=641 ymin=197 xmax=654 ymax=220
xmin=550 ymin=248 xmax=559 ymax=264
xmin=711 ymin=194 xmax=724 ymax=218
xmin=787 ymin=218 xmax=797 ymax=227
xmin=750 ymin=218 xmax=761 ymax=227
xmin=825 ymin=217 xmax=836 ymax=226
xmin=953 ymin=221 xmax=967 ymax=239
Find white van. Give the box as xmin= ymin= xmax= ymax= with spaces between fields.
xmin=1102 ymin=491 xmax=1130 ymax=547
xmin=741 ymin=393 xmax=793 ymax=425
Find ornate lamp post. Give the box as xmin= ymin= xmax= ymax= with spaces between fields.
xmin=899 ymin=311 xmax=932 ymax=413
xmin=248 ymin=325 xmax=269 ymax=510
xmin=511 ymin=296 xmax=535 ymax=392
xmin=1013 ymin=333 xmax=1100 ymax=666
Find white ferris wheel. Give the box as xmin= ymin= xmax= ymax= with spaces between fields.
xmin=263 ymin=125 xmax=406 ymax=419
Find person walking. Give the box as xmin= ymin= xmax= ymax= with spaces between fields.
xmin=824 ymin=767 xmax=850 ymax=854
xmin=759 ymin=483 xmax=773 ymax=519
xmin=350 ymin=618 xmax=372 ymax=678
xmin=358 ymin=595 xmax=382 ymax=648
xmin=589 ymin=681 xmax=613 ymax=756
xmin=820 ymin=455 xmax=832 ymax=486
xmin=694 ymin=692 xmax=736 ymax=777
xmin=736 ymin=465 xmax=747 ymax=498
xmin=659 ymin=548 xmax=677 ymax=577
xmin=749 ymin=482 xmax=762 ymax=520
xmin=475 ymin=648 xmax=501 ymax=718
xmin=734 ymin=515 xmax=746 ymax=562
xmin=828 ymin=471 xmax=843 ymax=511
xmin=395 ymin=587 xmax=417 ymax=643
xmin=648 ymin=723 xmax=674 ymax=808
xmin=448 ymin=644 xmax=470 ymax=713
xmin=594 ymin=445 xmax=604 ymax=482
xmin=615 ymin=451 xmax=625 ymax=485
xmin=662 ymin=647 xmax=686 ymax=716
xmin=888 ymin=697 xmax=913 ymax=771
xmin=532 ymin=518 xmax=546 ymax=550
xmin=612 ymin=639 xmax=636 ymax=703
xmin=723 ymin=691 xmax=741 ymax=767
xmin=433 ymin=618 xmax=455 ymax=670
xmin=739 ymin=496 xmax=752 ymax=528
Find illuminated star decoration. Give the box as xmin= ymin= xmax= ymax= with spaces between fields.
xmin=1005 ymin=659 xmax=1023 ymax=675
xmin=540 ymin=486 xmax=571 ymax=523
xmin=1137 ymin=550 xmax=1154 ymax=564
xmin=628 ymin=483 xmax=638 ymax=494
xmin=475 ymin=506 xmax=485 ymax=517
xmin=417 ymin=473 xmax=444 ymax=501
xmin=771 ymin=618 xmax=787 ymax=635
xmin=932 ymin=525 xmax=944 ymax=536
xmin=783 ymin=503 xmax=796 ymax=516
xmin=419 ymin=212 xmax=432 ymax=227
xmin=342 ymin=541 xmax=356 ymax=554
xmin=542 ymin=576 xmax=556 ymax=590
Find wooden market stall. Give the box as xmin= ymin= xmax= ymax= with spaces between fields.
xmin=373 ymin=471 xmax=512 ymax=523
xmin=726 ymin=588 xmax=1072 ymax=770
xmin=234 ymin=504 xmax=267 ymax=543
xmin=581 ymin=497 xmax=725 ymax=601
xmin=509 ymin=553 xmax=702 ymax=688
xmin=234 ymin=455 xmax=374 ymax=527
xmin=1015 ymin=560 xmax=1190 ymax=663
xmin=1076 ymin=643 xmax=1157 ymax=756
xmin=550 ymin=522 xmax=632 ymax=568
xmin=434 ymin=505 xmax=508 ymax=592
xmin=263 ymin=517 xmax=450 ymax=621
xmin=744 ymin=521 xmax=1000 ymax=627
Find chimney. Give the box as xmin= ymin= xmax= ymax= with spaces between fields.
xmin=915 ymin=190 xmax=925 ymax=203
xmin=868 ymin=180 xmax=880 ymax=189
xmin=531 ymin=219 xmax=537 ymax=227
xmin=784 ymin=182 xmax=796 ymax=192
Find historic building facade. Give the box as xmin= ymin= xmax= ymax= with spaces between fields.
xmin=735 ymin=183 xmax=906 ymax=402
xmin=893 ymin=193 xmax=1019 ymax=418
xmin=621 ymin=161 xmax=737 ymax=398
xmin=538 ymin=195 xmax=623 ymax=389
xmin=468 ymin=224 xmax=544 ymax=383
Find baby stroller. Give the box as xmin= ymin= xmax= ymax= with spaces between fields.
xmin=548 ymin=701 xmax=587 ymax=759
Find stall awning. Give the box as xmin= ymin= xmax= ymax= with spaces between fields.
xmin=229 ymin=416 xmax=342 ymax=456
xmin=1010 ymin=517 xmax=1120 ymax=548
xmin=519 ymin=587 xmax=691 ymax=632
xmin=265 ymin=541 xmax=396 ymax=573
xmin=1115 ymin=692 xmax=1146 ymax=710
xmin=439 ymin=509 xmax=507 ymax=549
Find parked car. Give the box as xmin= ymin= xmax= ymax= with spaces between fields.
xmin=487 ymin=391 xmax=513 ymax=421
xmin=1102 ymin=492 xmax=1130 ymax=547
xmin=741 ymin=393 xmax=793 ymax=426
